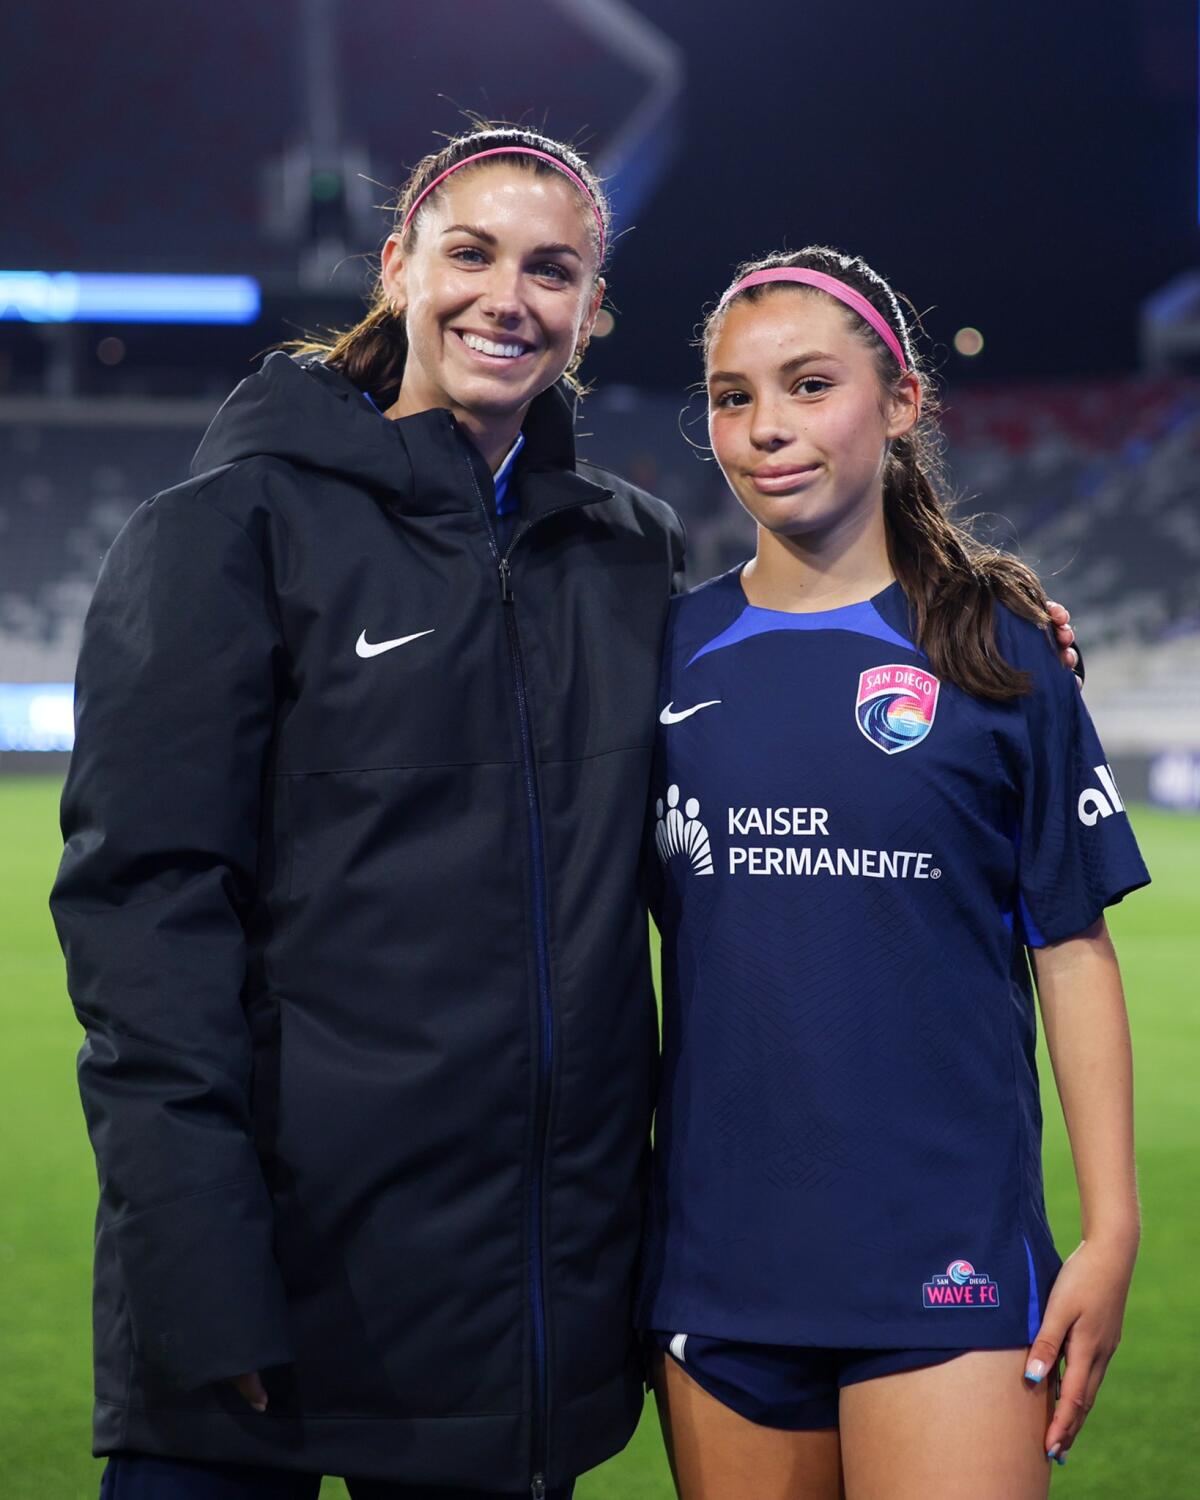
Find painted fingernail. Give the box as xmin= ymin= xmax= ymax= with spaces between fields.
xmin=1055 ymin=1453 xmax=1068 ymax=1466
xmin=1046 ymin=1444 xmax=1061 ymax=1462
xmin=1025 ymin=1360 xmax=1047 ymax=1383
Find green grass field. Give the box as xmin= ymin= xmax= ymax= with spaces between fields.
xmin=2 ymin=778 xmax=1196 ymax=1499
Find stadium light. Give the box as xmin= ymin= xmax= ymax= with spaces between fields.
xmin=0 ymin=684 xmax=74 ymax=753
xmin=0 ymin=272 xmax=261 ymax=325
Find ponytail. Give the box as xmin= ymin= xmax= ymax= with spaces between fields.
xmin=884 ymin=434 xmax=1049 ymax=701
xmin=307 ymin=300 xmax=409 ymax=408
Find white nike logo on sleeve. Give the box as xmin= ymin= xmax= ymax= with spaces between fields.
xmin=659 ymin=700 xmax=721 ymax=724
xmin=355 ymin=629 xmax=436 ymax=658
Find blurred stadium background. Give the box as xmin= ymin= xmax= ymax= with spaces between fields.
xmin=1 ymin=2 xmax=1197 ymax=1496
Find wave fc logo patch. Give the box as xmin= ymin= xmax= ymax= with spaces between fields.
xmin=656 ymin=785 xmax=714 ymax=875
xmin=922 ymin=1259 xmax=1000 ymax=1308
xmin=856 ymin=665 xmax=940 ymax=754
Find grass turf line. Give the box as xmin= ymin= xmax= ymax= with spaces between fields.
xmin=0 ymin=779 xmax=1193 ymax=1499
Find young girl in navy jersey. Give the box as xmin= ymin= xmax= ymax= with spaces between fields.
xmin=640 ymin=247 xmax=1147 ymax=1500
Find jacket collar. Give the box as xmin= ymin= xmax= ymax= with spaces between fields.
xmin=511 ymin=381 xmax=614 ymax=524
xmin=385 ymin=377 xmax=612 ymax=522
xmin=193 ymin=354 xmax=611 ymax=523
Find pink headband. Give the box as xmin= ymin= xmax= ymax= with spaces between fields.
xmin=401 ymin=146 xmax=606 ymax=263
xmin=718 ymin=267 xmax=909 ymax=371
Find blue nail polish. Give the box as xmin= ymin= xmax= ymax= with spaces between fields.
xmin=1054 ymin=1454 xmax=1068 ymax=1466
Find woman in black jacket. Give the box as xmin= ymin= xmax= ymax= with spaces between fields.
xmin=52 ymin=125 xmax=684 ymax=1500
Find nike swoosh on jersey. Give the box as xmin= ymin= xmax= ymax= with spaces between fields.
xmin=659 ymin=699 xmax=721 ymax=724
xmin=355 ymin=629 xmax=436 ymax=658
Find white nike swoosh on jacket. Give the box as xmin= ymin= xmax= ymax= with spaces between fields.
xmin=355 ymin=629 xmax=436 ymax=658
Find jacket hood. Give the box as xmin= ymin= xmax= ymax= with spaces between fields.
xmin=191 ymin=352 xmax=583 ymax=498
xmin=193 ymin=352 xmax=423 ymax=492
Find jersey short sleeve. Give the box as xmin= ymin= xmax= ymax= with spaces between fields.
xmin=1013 ymin=620 xmax=1150 ymax=946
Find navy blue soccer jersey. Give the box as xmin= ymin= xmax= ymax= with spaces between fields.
xmin=637 ymin=567 xmax=1149 ymax=1351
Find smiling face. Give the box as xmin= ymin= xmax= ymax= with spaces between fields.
xmin=380 ymin=163 xmax=603 ymax=457
xmin=706 ymin=289 xmax=919 ymax=543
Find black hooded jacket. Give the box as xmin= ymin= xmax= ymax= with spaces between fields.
xmin=50 ymin=354 xmax=684 ymax=1490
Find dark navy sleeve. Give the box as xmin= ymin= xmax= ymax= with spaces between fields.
xmin=1013 ymin=621 xmax=1150 ymax=947
xmin=50 ymin=483 xmax=293 ymax=1389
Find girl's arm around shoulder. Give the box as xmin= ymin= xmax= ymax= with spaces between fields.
xmin=989 ymin=592 xmax=1079 ymax=679
xmin=1027 ymin=918 xmax=1140 ymax=1461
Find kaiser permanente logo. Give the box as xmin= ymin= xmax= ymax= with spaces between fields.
xmin=657 ymin=794 xmax=941 ymax=881
xmin=726 ymin=805 xmax=939 ymax=880
xmin=656 ymin=785 xmax=715 ymax=875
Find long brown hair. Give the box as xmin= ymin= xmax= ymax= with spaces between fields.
xmin=703 ymin=246 xmax=1050 ymax=701
xmin=291 ymin=124 xmax=611 ymax=407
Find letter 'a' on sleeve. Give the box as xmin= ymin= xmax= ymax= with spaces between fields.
xmin=1015 ymin=633 xmax=1150 ymax=947
xmin=50 ymin=484 xmax=293 ymax=1390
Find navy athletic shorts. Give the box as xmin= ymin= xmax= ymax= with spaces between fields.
xmin=652 ymin=1330 xmax=969 ymax=1430
xmin=99 ymin=1454 xmax=574 ymax=1500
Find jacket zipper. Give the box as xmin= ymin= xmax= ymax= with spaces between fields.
xmin=459 ymin=443 xmax=563 ymax=1498
xmin=501 ymin=520 xmax=606 ymax=1500
xmin=500 ymin=572 xmax=554 ymax=1500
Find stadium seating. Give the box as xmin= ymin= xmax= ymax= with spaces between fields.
xmin=0 ymin=411 xmax=199 ymax=682
xmin=2 ymin=374 xmax=1198 ymax=752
